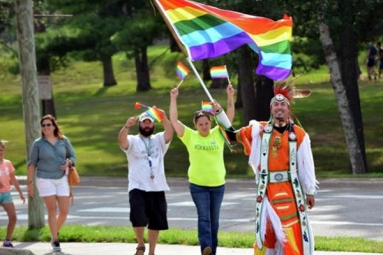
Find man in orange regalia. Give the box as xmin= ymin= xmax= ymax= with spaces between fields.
xmin=217 ymin=82 xmax=317 ymax=255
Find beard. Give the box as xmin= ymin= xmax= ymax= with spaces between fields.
xmin=273 ymin=111 xmax=287 ymax=121
xmin=139 ymin=125 xmax=155 ymax=137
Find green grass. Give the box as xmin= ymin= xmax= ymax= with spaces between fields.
xmin=1 ymin=45 xmax=383 ymax=178
xmin=0 ymin=226 xmax=382 ymax=253
xmin=1 ymin=45 xmax=383 ymax=253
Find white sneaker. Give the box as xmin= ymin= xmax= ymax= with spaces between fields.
xmin=51 ymin=240 xmax=61 ymax=252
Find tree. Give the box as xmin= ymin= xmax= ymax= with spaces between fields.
xmin=205 ymin=0 xmax=382 ymax=173
xmin=14 ymin=0 xmax=45 ymax=229
xmin=278 ymin=0 xmax=383 ymax=173
xmin=47 ymin=0 xmax=129 ymax=87
xmin=0 ymin=0 xmax=14 ymax=35
xmin=335 ymin=0 xmax=368 ymax=173
xmin=237 ymin=47 xmax=257 ymax=124
xmin=113 ymin=7 xmax=166 ymax=91
xmin=317 ymin=6 xmax=366 ymax=175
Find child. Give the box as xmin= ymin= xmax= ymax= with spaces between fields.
xmin=0 ymin=140 xmax=26 ymax=248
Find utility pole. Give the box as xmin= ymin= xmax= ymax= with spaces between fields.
xmin=14 ymin=0 xmax=45 ymax=229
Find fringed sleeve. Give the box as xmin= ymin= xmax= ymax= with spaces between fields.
xmin=247 ymin=121 xmax=262 ymax=180
xmin=297 ymin=133 xmax=319 ymax=195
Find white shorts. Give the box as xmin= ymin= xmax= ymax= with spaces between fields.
xmin=37 ymin=175 xmax=70 ymax=197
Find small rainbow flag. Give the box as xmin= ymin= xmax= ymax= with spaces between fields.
xmin=210 ymin=65 xmax=229 ymax=79
xmin=176 ymin=61 xmax=190 ymax=80
xmin=134 ymin=102 xmax=149 ymax=109
xmin=145 ymin=106 xmax=164 ymax=122
xmin=201 ymin=101 xmax=214 ymax=114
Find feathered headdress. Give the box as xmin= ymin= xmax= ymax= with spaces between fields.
xmin=270 ymin=77 xmax=312 ymax=128
xmin=271 ymin=81 xmax=294 ymax=106
xmin=271 ymin=77 xmax=312 ymax=106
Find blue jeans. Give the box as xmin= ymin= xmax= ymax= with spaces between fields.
xmin=189 ymin=183 xmax=225 ymax=255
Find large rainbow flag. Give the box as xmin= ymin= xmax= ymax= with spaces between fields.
xmin=154 ymin=0 xmax=293 ymax=81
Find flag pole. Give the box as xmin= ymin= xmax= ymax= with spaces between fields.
xmin=176 ymin=79 xmax=184 ymax=88
xmin=152 ymin=0 xmax=188 ymax=57
xmin=224 ymin=65 xmax=231 ymax=84
xmin=186 ymin=58 xmax=214 ymax=102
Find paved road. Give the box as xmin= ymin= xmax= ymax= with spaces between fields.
xmin=2 ymin=177 xmax=383 ymax=241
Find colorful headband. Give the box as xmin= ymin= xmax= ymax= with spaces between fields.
xmin=270 ymin=94 xmax=290 ymax=106
xmin=270 ymin=82 xmax=294 ymax=106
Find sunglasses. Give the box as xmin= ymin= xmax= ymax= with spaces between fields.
xmin=41 ymin=123 xmax=53 ymax=127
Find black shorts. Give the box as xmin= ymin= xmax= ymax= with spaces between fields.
xmin=129 ymin=189 xmax=168 ymax=230
xmin=367 ymin=59 xmax=375 ymax=67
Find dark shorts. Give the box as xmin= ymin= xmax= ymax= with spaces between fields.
xmin=129 ymin=189 xmax=168 ymax=230
xmin=367 ymin=58 xmax=375 ymax=67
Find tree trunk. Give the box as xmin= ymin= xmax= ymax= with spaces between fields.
xmin=135 ymin=47 xmax=151 ymax=91
xmin=202 ymin=60 xmax=210 ymax=81
xmin=169 ymin=34 xmax=181 ymax=52
xmin=39 ymin=67 xmax=56 ymax=118
xmin=235 ymin=71 xmax=243 ymax=109
xmin=42 ymin=98 xmax=56 ymax=117
xmin=255 ymin=76 xmax=273 ymax=121
xmin=210 ymin=79 xmax=228 ymax=89
xmin=15 ymin=0 xmax=45 ymax=229
xmin=35 ymin=17 xmax=56 ymax=117
xmin=337 ymin=0 xmax=368 ymax=173
xmin=237 ymin=47 xmax=257 ymax=124
xmin=101 ymin=54 xmax=117 ymax=87
xmin=318 ymin=18 xmax=366 ymax=174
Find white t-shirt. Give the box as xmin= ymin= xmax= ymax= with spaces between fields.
xmin=121 ymin=132 xmax=170 ymax=192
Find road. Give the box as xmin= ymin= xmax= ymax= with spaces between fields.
xmin=1 ymin=177 xmax=382 ymax=241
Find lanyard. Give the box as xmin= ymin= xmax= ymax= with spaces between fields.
xmin=140 ymin=136 xmax=154 ymax=179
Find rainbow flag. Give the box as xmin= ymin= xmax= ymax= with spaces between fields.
xmin=176 ymin=61 xmax=190 ymax=80
xmin=201 ymin=101 xmax=214 ymax=114
xmin=145 ymin=106 xmax=164 ymax=122
xmin=154 ymin=0 xmax=293 ymax=81
xmin=210 ymin=65 xmax=229 ymax=79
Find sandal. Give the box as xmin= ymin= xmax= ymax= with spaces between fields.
xmin=203 ymin=246 xmax=212 ymax=255
xmin=134 ymin=246 xmax=146 ymax=255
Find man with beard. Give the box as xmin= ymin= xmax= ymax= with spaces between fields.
xmin=118 ymin=110 xmax=173 ymax=255
xmin=220 ymin=83 xmax=317 ymax=255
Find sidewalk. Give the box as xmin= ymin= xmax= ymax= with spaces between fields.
xmin=1 ymin=242 xmax=382 ymax=255
xmin=9 ymin=176 xmax=381 ymax=255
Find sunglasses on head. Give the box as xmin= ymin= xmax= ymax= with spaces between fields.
xmin=41 ymin=123 xmax=53 ymax=127
xmin=193 ymin=111 xmax=205 ymax=117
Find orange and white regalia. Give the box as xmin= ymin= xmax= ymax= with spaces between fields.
xmin=238 ymin=120 xmax=317 ymax=255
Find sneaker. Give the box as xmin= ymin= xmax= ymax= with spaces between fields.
xmin=2 ymin=240 xmax=13 ymax=248
xmin=51 ymin=240 xmax=61 ymax=252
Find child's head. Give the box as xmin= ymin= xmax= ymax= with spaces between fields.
xmin=0 ymin=140 xmax=7 ymax=159
xmin=0 ymin=140 xmax=7 ymax=149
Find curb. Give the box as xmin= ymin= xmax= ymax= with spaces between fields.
xmin=0 ymin=247 xmax=35 ymax=255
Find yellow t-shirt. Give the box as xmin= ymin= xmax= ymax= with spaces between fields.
xmin=179 ymin=125 xmax=226 ymax=187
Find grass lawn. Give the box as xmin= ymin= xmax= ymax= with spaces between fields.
xmin=1 ymin=45 xmax=383 ymax=253
xmin=1 ymin=45 xmax=382 ymax=178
